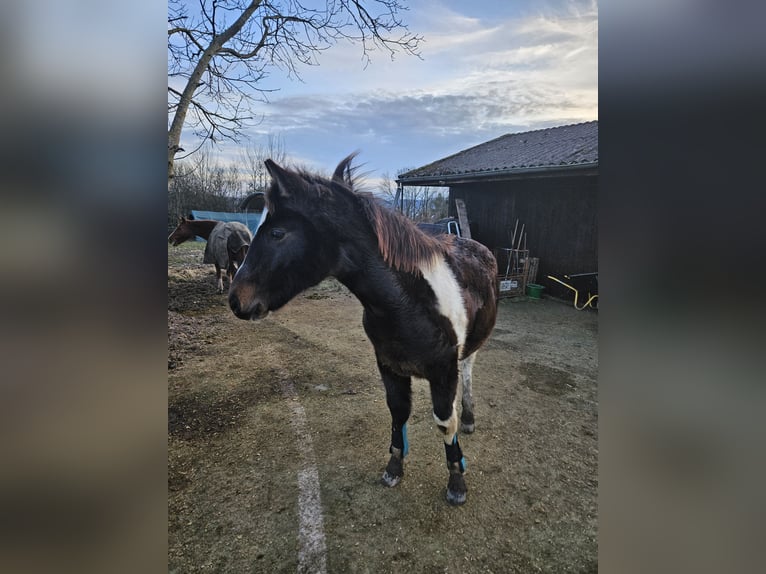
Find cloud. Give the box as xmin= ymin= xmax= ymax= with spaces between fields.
xmin=268 ymin=1 xmax=595 ymax=117
xmin=260 ymin=83 xmax=588 ymax=139
xmin=185 ymin=0 xmax=598 ymax=177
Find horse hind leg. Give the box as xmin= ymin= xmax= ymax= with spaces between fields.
xmin=378 ymin=362 xmax=412 ymax=488
xmin=215 ymin=263 xmax=224 ymax=293
xmin=459 ymin=352 xmax=477 ymax=434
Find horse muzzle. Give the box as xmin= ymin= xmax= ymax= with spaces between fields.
xmin=229 ymin=287 xmax=269 ymax=320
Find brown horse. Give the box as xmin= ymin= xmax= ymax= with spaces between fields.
xmin=229 ymin=155 xmax=498 ymax=505
xmin=168 ymin=217 xmax=252 ymax=293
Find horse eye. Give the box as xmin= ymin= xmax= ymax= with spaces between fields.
xmin=270 ymin=228 xmax=286 ymax=240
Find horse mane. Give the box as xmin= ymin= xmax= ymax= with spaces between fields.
xmin=355 ymin=192 xmax=447 ymax=274
xmin=270 ymin=156 xmax=447 ymax=274
xmin=328 ymin=157 xmax=447 ymax=274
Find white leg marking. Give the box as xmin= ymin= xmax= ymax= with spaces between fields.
xmin=433 ymin=396 xmax=459 ymax=444
xmin=460 ymin=353 xmax=476 ymax=411
xmin=281 ymin=379 xmax=327 ymax=574
xmin=420 ymin=257 xmax=468 ymax=350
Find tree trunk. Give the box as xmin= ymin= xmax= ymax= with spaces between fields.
xmin=168 ymin=0 xmax=263 ymax=186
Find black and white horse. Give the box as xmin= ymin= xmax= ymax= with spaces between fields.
xmin=229 ymin=155 xmax=498 ymax=505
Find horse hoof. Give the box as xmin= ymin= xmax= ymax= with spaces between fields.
xmin=382 ymin=455 xmax=403 ymax=487
xmin=446 ymin=472 xmax=467 ymax=505
xmin=381 ymin=471 xmax=401 ymax=487
xmin=446 ymin=488 xmax=467 ymax=505
xmin=460 ymin=422 xmax=475 ymax=434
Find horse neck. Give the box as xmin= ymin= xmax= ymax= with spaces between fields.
xmin=186 ymin=220 xmax=218 ymax=239
xmin=332 ymin=229 xmax=412 ymax=315
xmin=331 ymin=199 xmax=442 ymax=311
xmin=308 ymin=193 xmax=432 ymax=313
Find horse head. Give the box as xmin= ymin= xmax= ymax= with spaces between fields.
xmin=168 ymin=216 xmax=194 ymax=246
xmin=228 ymin=157 xmax=356 ymax=320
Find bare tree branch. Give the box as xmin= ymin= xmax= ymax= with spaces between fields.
xmin=168 ymin=0 xmax=422 ymax=184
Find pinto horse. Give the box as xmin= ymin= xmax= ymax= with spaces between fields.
xmin=229 ymin=155 xmax=498 ymax=505
xmin=168 ymin=217 xmax=252 ymax=293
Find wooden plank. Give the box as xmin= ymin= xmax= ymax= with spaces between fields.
xmin=454 ymin=198 xmax=472 ymax=239
xmin=527 ymin=257 xmax=539 ymax=284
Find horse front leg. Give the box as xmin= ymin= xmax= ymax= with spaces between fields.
xmin=226 ymin=260 xmax=237 ymax=292
xmin=377 ymin=361 xmax=412 ymax=488
xmin=429 ymin=359 xmax=467 ymax=505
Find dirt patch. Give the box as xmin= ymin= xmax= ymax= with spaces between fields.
xmin=168 ymin=242 xmax=598 ymax=573
xmin=518 ymin=362 xmax=575 ymax=397
xmin=169 ymin=385 xmax=274 ymax=441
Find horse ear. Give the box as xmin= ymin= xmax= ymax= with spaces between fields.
xmin=265 ymin=159 xmax=301 ymax=206
xmin=332 ymin=152 xmax=358 ymax=185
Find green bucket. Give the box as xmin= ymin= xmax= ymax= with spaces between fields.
xmin=526 ymin=283 xmax=544 ymax=299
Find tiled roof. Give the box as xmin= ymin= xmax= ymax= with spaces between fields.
xmin=398 ymin=120 xmax=598 ymax=182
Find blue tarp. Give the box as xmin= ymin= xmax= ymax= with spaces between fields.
xmin=189 ymin=210 xmax=264 ymax=241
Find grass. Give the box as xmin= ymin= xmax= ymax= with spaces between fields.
xmin=168 ymin=241 xmax=206 ymax=268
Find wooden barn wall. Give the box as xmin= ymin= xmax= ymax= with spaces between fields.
xmin=449 ymin=174 xmax=598 ymax=291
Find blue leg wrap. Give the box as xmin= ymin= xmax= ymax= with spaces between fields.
xmin=444 ymin=434 xmax=466 ymax=472
xmin=390 ymin=423 xmax=409 ymax=458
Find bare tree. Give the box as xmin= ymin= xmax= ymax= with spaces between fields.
xmin=240 ymin=133 xmax=287 ymax=193
xmin=379 ymin=169 xmax=447 ymax=222
xmin=377 ymin=170 xmax=397 ymax=200
xmin=168 ymin=150 xmax=247 ymax=227
xmin=168 ymin=0 xmax=422 ymax=183
xmin=224 ymin=163 xmax=244 ymax=197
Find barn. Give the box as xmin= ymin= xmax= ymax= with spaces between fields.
xmin=396 ymin=121 xmax=598 ymax=300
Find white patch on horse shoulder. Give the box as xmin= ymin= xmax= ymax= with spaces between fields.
xmin=419 ymin=256 xmax=468 ymax=351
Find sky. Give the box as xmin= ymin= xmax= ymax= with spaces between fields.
xmin=173 ymin=0 xmax=598 ymax=189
